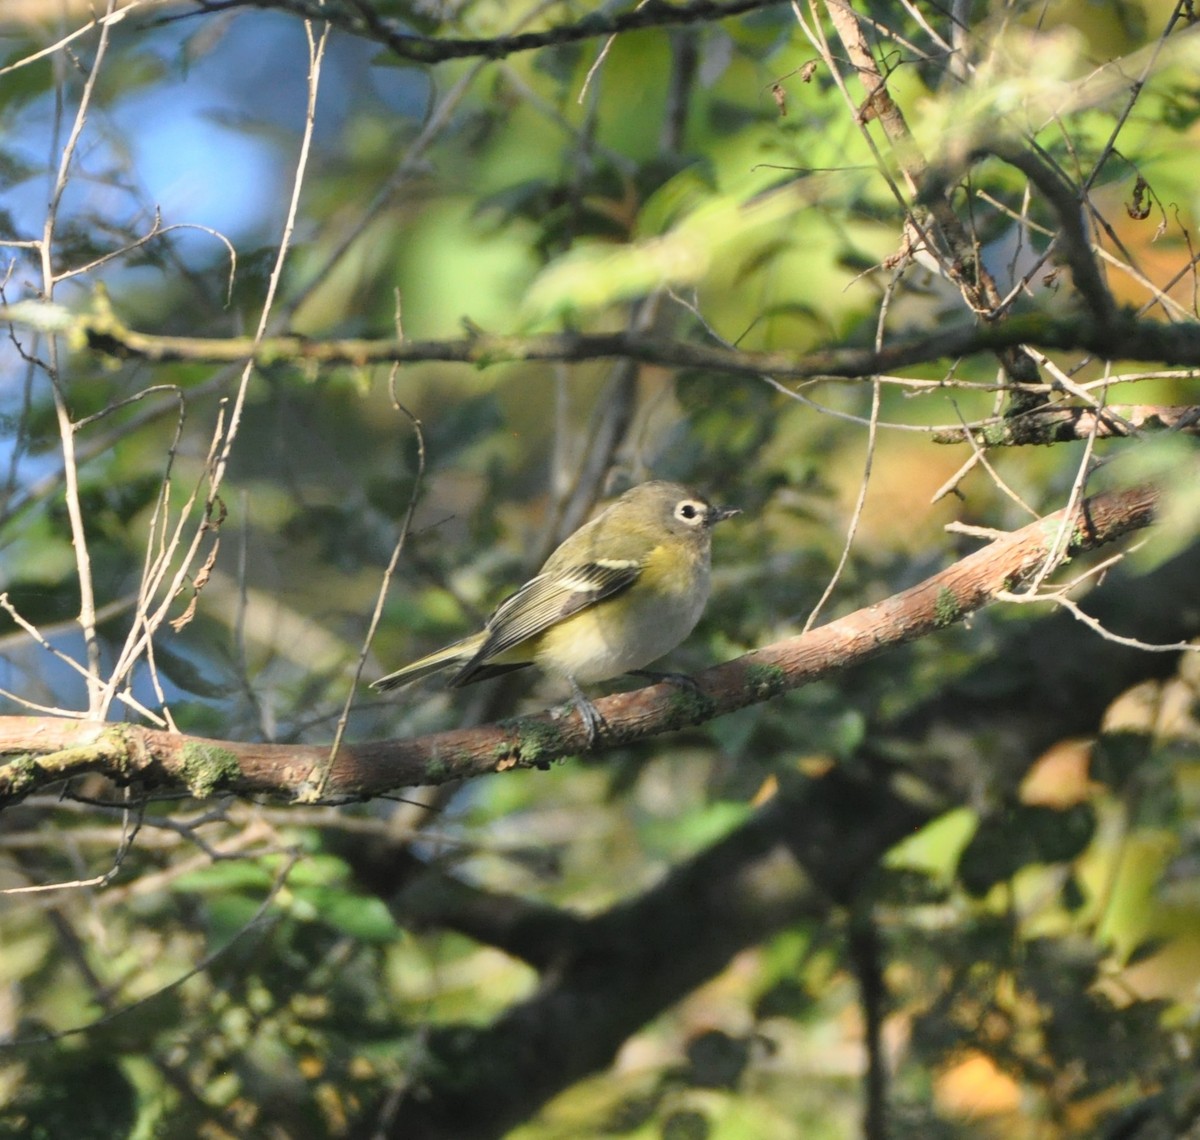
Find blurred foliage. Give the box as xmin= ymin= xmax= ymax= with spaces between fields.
xmin=2 ymin=0 xmax=1200 ymax=1137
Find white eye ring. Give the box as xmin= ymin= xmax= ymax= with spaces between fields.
xmin=674 ymin=499 xmax=705 ymax=525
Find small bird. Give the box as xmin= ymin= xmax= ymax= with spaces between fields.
xmin=372 ymin=481 xmax=739 ymax=741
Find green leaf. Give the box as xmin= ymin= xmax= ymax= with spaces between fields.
xmin=172 ymin=860 xmax=275 ymax=894
xmin=293 ymin=885 xmax=403 ymax=943
xmin=957 ymin=804 xmax=1096 ymax=897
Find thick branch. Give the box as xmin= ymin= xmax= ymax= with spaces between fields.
xmin=374 ymin=773 xmax=925 ymax=1140
xmin=339 ymin=846 xmax=586 ymax=970
xmin=5 ymin=300 xmax=1200 ymax=379
xmin=0 ymin=484 xmax=1158 ymax=807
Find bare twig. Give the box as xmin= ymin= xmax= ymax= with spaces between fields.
xmin=41 ymin=0 xmax=121 ymax=714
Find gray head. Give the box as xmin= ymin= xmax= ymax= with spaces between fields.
xmin=611 ymin=480 xmax=740 ymax=538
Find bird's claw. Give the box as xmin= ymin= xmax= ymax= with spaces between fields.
xmin=565 ymin=677 xmax=604 ymax=746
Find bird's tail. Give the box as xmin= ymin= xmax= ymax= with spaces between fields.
xmin=371 ymin=632 xmax=486 ymax=692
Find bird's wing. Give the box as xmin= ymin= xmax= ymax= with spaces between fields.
xmin=450 ymin=557 xmax=642 ymax=684
xmin=371 ymin=632 xmax=486 ymax=691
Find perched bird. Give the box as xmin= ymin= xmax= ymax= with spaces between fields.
xmin=372 ymin=480 xmax=739 ymax=741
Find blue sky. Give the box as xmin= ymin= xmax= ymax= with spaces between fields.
xmin=0 ymin=8 xmax=429 ymax=497
xmin=1 ymin=10 xmax=428 ymax=266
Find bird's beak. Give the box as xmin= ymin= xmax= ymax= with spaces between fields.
xmin=710 ymin=505 xmax=741 ymax=525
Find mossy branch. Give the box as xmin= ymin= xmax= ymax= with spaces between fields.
xmin=0 ymin=484 xmax=1159 ymax=809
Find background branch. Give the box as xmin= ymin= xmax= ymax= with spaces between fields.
xmin=184 ymin=0 xmax=784 ymax=63
xmin=5 ymin=300 xmax=1200 ymax=388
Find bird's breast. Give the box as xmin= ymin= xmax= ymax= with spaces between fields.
xmin=533 ymin=550 xmax=710 ymax=683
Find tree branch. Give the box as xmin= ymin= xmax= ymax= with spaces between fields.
xmin=339 ymin=845 xmax=587 ymax=971
xmin=934 ymin=403 xmax=1200 ymax=445
xmin=5 ymin=298 xmax=1200 ymax=382
xmin=184 ymin=0 xmax=785 ymax=64
xmin=372 ymin=776 xmax=909 ymax=1140
xmin=0 ymin=484 xmax=1158 ymax=808
xmin=817 ymin=0 xmax=1047 ymax=402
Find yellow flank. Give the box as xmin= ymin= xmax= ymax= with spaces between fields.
xmin=527 ymin=540 xmax=706 ymax=682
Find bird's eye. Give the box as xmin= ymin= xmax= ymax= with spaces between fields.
xmin=675 ymin=500 xmax=703 ymax=524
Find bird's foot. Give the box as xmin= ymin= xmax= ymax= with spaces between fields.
xmin=559 ymin=677 xmax=603 ymax=746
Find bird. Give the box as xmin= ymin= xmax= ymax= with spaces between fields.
xmin=372 ymin=480 xmax=739 ymax=742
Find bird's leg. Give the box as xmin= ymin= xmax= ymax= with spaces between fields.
xmin=565 ymin=676 xmax=603 ymax=746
